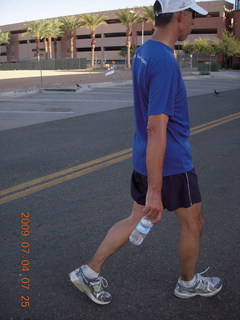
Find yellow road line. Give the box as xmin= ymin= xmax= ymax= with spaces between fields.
xmin=0 ymin=153 xmax=132 ymax=205
xmin=0 ymin=148 xmax=132 ymax=197
xmin=191 ymin=112 xmax=240 ymax=135
xmin=1 ymin=113 xmax=239 ymax=205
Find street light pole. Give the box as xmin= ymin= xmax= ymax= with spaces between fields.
xmin=142 ymin=20 xmax=144 ymax=45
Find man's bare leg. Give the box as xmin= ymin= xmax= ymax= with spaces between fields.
xmin=88 ymin=201 xmax=145 ymax=273
xmin=175 ymin=203 xmax=204 ymax=281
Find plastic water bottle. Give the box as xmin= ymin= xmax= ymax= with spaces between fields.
xmin=129 ymin=216 xmax=153 ymax=246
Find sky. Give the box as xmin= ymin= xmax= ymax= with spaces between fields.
xmin=0 ymin=0 xmax=235 ymax=27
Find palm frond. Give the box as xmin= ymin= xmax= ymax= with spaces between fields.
xmin=141 ymin=6 xmax=155 ymax=25
xmin=115 ymin=8 xmax=140 ymax=31
xmin=80 ymin=13 xmax=107 ymax=32
xmin=24 ymin=20 xmax=47 ymax=39
xmin=0 ymin=31 xmax=10 ymax=45
xmin=60 ymin=16 xmax=82 ymax=36
xmin=43 ymin=19 xmax=64 ymax=39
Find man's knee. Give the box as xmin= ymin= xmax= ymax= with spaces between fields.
xmin=176 ymin=203 xmax=204 ymax=234
xmin=184 ymin=218 xmax=203 ymax=235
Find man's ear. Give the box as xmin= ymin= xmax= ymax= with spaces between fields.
xmin=177 ymin=11 xmax=184 ymax=23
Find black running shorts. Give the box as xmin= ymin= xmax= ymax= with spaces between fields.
xmin=131 ymin=168 xmax=201 ymax=211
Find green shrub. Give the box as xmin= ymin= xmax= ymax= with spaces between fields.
xmin=210 ymin=61 xmax=220 ymax=71
xmin=232 ymin=63 xmax=240 ymax=70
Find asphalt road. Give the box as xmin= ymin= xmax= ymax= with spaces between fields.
xmin=0 ymin=76 xmax=240 ymax=320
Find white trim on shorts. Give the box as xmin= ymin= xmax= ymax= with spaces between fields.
xmin=185 ymin=172 xmax=193 ymax=206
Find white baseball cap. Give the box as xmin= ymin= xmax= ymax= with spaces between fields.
xmin=157 ymin=0 xmax=208 ymax=15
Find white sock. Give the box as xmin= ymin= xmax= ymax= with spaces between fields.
xmin=82 ymin=265 xmax=99 ymax=279
xmin=179 ymin=275 xmax=196 ymax=287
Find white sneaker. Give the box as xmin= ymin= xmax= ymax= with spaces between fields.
xmin=69 ymin=266 xmax=112 ymax=305
xmin=174 ymin=268 xmax=222 ymax=299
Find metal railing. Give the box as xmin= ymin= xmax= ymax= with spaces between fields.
xmin=177 ymin=53 xmax=219 ymax=74
xmin=0 ymin=58 xmax=87 ymax=70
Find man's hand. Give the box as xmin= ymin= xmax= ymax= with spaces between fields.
xmin=143 ymin=190 xmax=164 ymax=224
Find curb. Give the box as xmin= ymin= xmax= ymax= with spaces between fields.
xmin=0 ymin=81 xmax=132 ymax=97
xmin=0 ymin=89 xmax=39 ymax=98
xmin=0 ymin=72 xmax=239 ymax=97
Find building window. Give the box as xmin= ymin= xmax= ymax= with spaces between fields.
xmin=105 ymin=19 xmax=120 ymax=24
xmin=32 ymin=48 xmax=45 ymax=52
xmin=10 ymin=29 xmax=27 ymax=34
xmin=19 ymin=40 xmax=28 ymax=44
xmin=191 ymin=29 xmax=217 ymax=34
xmin=29 ymin=39 xmax=43 ymax=43
xmin=137 ymin=30 xmax=153 ymax=36
xmin=76 ymin=34 xmax=101 ymax=39
xmin=104 ymin=32 xmax=126 ymax=37
xmin=77 ymin=47 xmax=101 ymax=52
xmin=104 ymin=46 xmax=124 ymax=51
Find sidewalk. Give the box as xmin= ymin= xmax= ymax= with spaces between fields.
xmin=0 ymin=69 xmax=239 ymax=95
xmin=0 ymin=69 xmax=132 ymax=94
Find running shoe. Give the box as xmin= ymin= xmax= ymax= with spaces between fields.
xmin=69 ymin=266 xmax=112 ymax=305
xmin=174 ymin=268 xmax=222 ymax=299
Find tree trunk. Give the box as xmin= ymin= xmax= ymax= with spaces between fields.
xmin=54 ymin=39 xmax=57 ymax=59
xmin=48 ymin=37 xmax=52 ymax=59
xmin=36 ymin=38 xmax=40 ymax=61
xmin=70 ymin=35 xmax=74 ymax=59
xmin=43 ymin=38 xmax=48 ymax=59
xmin=6 ymin=43 xmax=10 ymax=63
xmin=91 ymin=32 xmax=96 ymax=68
xmin=127 ymin=31 xmax=131 ymax=69
xmin=224 ymin=54 xmax=228 ymax=68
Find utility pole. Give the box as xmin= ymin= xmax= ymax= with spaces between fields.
xmin=235 ymin=0 xmax=240 ymax=11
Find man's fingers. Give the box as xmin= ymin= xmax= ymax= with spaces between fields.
xmin=144 ymin=206 xmax=163 ymax=224
xmin=151 ymin=213 xmax=162 ymax=224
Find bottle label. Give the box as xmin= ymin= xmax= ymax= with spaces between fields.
xmin=136 ymin=222 xmax=151 ymax=235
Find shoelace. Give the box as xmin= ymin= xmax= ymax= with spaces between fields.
xmin=198 ymin=267 xmax=210 ymax=275
xmin=90 ymin=277 xmax=109 ymax=293
xmin=196 ymin=267 xmax=212 ymax=290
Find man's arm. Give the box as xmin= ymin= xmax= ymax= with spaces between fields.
xmin=143 ymin=113 xmax=169 ymax=224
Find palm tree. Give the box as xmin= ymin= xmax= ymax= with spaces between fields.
xmin=42 ymin=22 xmax=49 ymax=59
xmin=60 ymin=16 xmax=82 ymax=59
xmin=43 ymin=19 xmax=64 ymax=59
xmin=0 ymin=31 xmax=10 ymax=62
xmin=141 ymin=6 xmax=155 ymax=26
xmin=43 ymin=38 xmax=48 ymax=59
xmin=140 ymin=6 xmax=155 ymax=43
xmin=24 ymin=20 xmax=46 ymax=61
xmin=79 ymin=13 xmax=107 ymax=68
xmin=116 ymin=8 xmax=140 ymax=68
xmin=50 ymin=20 xmax=64 ymax=59
xmin=0 ymin=31 xmax=10 ymax=45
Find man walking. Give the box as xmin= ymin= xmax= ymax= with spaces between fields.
xmin=69 ymin=0 xmax=222 ymax=304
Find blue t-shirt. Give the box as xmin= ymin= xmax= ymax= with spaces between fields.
xmin=132 ymin=40 xmax=193 ymax=177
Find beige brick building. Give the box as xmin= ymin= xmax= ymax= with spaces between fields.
xmin=0 ymin=1 xmax=239 ymax=65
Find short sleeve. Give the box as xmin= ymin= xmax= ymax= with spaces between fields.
xmin=148 ymin=62 xmax=178 ymax=116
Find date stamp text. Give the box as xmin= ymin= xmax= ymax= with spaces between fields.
xmin=20 ymin=212 xmax=31 ymax=308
